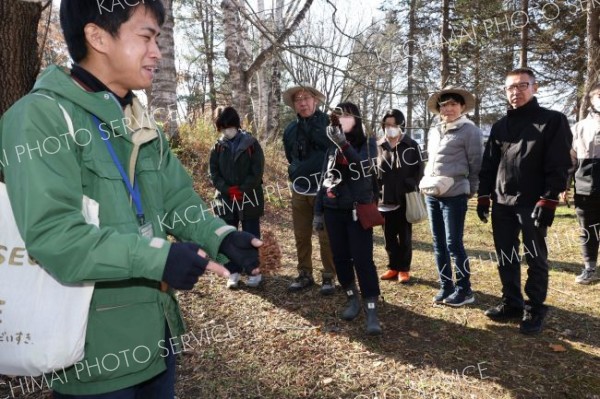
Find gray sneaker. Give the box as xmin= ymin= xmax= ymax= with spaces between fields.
xmin=288 ymin=271 xmax=314 ymax=292
xmin=575 ymin=268 xmax=597 ymax=285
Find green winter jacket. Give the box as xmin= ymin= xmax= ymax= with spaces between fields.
xmin=0 ymin=65 xmax=235 ymax=395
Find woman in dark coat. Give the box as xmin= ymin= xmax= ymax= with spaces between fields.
xmin=314 ymin=102 xmax=382 ymax=335
xmin=209 ymin=106 xmax=265 ymax=288
xmin=377 ymin=109 xmax=424 ymax=284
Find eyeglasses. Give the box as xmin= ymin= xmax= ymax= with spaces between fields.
xmin=505 ymin=82 xmax=531 ymax=92
xmin=438 ymin=100 xmax=461 ymax=108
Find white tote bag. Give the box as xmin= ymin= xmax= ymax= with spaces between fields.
xmin=405 ymin=190 xmax=428 ymax=224
xmin=0 ymin=183 xmax=97 ymax=376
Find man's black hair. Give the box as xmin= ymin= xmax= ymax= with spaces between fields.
xmin=507 ymin=67 xmax=536 ymax=82
xmin=60 ymin=0 xmax=165 ymax=63
xmin=214 ymin=106 xmax=241 ymax=130
xmin=381 ymin=108 xmax=406 ymax=129
xmin=436 ymin=93 xmax=465 ymax=111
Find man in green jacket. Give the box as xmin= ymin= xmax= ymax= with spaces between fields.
xmin=282 ymin=84 xmax=336 ymax=295
xmin=0 ymin=0 xmax=261 ymax=397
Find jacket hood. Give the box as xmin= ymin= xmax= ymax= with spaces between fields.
xmin=217 ymin=130 xmax=256 ymax=150
xmin=32 ymin=65 xmax=126 ymax=125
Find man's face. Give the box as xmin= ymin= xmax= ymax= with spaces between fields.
xmin=293 ymin=90 xmax=318 ymax=118
xmin=101 ymin=7 xmax=161 ymax=95
xmin=505 ymin=73 xmax=537 ymax=109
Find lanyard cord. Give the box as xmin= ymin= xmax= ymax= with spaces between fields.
xmin=92 ymin=115 xmax=145 ymax=225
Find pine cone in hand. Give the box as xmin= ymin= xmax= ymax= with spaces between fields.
xmin=258 ymin=229 xmax=282 ymax=276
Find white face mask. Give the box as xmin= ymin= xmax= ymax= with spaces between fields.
xmin=385 ymin=127 xmax=401 ymax=138
xmin=223 ymin=127 xmax=238 ymax=139
xmin=339 ymin=116 xmax=356 ymax=133
xmin=591 ymin=97 xmax=600 ymax=112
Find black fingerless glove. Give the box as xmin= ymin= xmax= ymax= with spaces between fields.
xmin=162 ymin=242 xmax=208 ymax=290
xmin=219 ymin=231 xmax=259 ymax=275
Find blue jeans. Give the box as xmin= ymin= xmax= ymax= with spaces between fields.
xmin=426 ymin=194 xmax=471 ymax=293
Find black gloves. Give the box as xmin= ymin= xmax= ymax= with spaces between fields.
xmin=477 ymin=195 xmax=491 ymax=223
xmin=313 ymin=214 xmax=324 ymax=231
xmin=531 ymin=198 xmax=558 ymax=228
xmin=162 ymin=242 xmax=208 ymax=290
xmin=219 ymin=231 xmax=259 ymax=274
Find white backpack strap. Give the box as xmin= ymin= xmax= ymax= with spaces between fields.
xmin=33 ymin=93 xmax=75 ymax=138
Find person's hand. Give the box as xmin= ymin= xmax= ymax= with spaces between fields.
xmin=219 ymin=231 xmax=263 ymax=275
xmin=160 ymin=247 xmax=229 ymax=291
xmin=326 ymin=126 xmax=347 ymax=149
xmin=560 ymin=190 xmax=571 ymax=208
xmin=477 ymin=195 xmax=491 ymax=223
xmin=313 ymin=214 xmax=324 ymax=231
xmin=531 ymin=198 xmax=558 ymax=228
xmin=162 ymin=243 xmax=210 ymax=290
xmin=228 ymin=185 xmax=243 ymax=201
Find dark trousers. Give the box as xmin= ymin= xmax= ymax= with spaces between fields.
xmin=574 ymin=194 xmax=600 ymax=264
xmin=224 ymin=215 xmax=260 ymax=273
xmin=491 ymin=203 xmax=549 ymax=311
xmin=53 ymin=326 xmax=176 ymax=399
xmin=382 ymin=207 xmax=412 ymax=272
xmin=324 ymin=208 xmax=380 ymax=298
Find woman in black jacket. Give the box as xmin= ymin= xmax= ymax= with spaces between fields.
xmin=314 ymin=102 xmax=382 ymax=335
xmin=377 ymin=109 xmax=424 ymax=284
xmin=209 ymin=106 xmax=265 ymax=289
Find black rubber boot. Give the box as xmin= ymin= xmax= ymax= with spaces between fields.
xmin=364 ymin=297 xmax=382 ymax=335
xmin=340 ymin=284 xmax=361 ymax=321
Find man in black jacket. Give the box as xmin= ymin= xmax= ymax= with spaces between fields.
xmin=477 ymin=68 xmax=572 ymax=335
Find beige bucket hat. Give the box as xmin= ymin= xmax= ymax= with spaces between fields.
xmin=426 ymin=86 xmax=476 ymax=114
xmin=283 ymin=83 xmax=326 ymax=107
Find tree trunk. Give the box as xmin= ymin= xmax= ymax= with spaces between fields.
xmin=199 ymin=0 xmax=217 ymax=113
xmin=222 ymin=0 xmax=250 ymax=116
xmin=406 ymin=0 xmax=417 ymax=135
xmin=147 ymin=0 xmax=179 ymax=143
xmin=519 ymin=0 xmax=529 ymax=67
xmin=440 ymin=0 xmax=450 ymax=87
xmin=581 ymin=2 xmax=600 ymax=120
xmin=222 ymin=0 xmax=312 ymax=119
xmin=0 ymin=0 xmax=44 ymax=115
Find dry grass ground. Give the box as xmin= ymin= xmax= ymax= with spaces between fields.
xmin=2 ymin=125 xmax=599 ymax=399
xmin=174 ymin=126 xmax=600 ymax=399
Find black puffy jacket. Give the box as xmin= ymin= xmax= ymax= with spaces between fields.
xmin=315 ymin=137 xmax=378 ymax=213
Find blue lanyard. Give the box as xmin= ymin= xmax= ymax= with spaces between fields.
xmin=92 ymin=116 xmax=145 ymax=225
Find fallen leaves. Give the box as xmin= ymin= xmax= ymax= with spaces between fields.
xmin=549 ymin=344 xmax=567 ymax=352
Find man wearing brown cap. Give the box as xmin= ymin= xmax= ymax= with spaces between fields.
xmin=282 ymin=84 xmax=336 ymax=294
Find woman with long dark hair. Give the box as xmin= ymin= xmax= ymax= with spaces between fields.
xmin=314 ymin=102 xmax=382 ymax=335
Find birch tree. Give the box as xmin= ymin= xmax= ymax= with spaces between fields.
xmin=221 ymin=0 xmax=313 ymax=121
xmin=147 ymin=0 xmax=179 ymax=141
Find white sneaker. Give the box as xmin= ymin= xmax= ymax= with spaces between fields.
xmin=226 ymin=273 xmax=240 ymax=289
xmin=246 ymin=274 xmax=262 ymax=288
